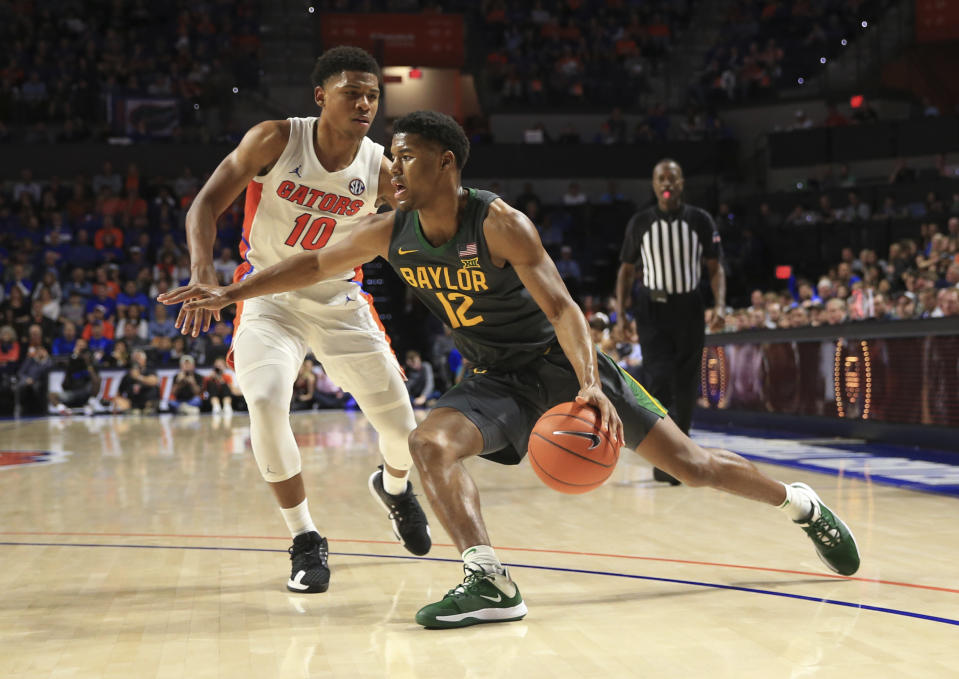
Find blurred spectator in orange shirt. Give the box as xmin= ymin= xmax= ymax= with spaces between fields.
xmin=94 ymin=214 xmax=123 ymax=249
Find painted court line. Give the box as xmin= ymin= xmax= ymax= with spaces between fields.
xmin=2 ymin=530 xmax=957 ymax=595
xmin=690 ymin=429 xmax=959 ymax=497
xmin=2 ymin=540 xmax=957 ymax=628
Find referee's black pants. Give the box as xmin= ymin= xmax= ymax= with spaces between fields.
xmin=634 ymin=290 xmax=705 ymax=436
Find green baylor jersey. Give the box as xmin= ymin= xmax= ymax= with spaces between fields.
xmin=387 ymin=189 xmax=556 ymax=369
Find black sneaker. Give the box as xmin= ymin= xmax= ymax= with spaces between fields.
xmin=286 ymin=531 xmax=330 ymax=593
xmin=653 ymin=467 xmax=682 ymax=485
xmin=368 ymin=466 xmax=431 ymax=556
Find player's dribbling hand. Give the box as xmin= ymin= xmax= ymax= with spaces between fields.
xmin=172 ymin=272 xmax=222 ymax=337
xmin=575 ymin=385 xmax=625 ymax=448
xmin=158 ymin=283 xmax=234 ymax=334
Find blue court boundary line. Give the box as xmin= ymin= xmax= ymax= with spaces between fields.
xmin=740 ymin=457 xmax=959 ymax=497
xmin=3 ymin=541 xmax=957 ymax=628
xmin=689 ymin=428 xmax=959 ymax=498
xmin=692 ymin=424 xmax=959 ymax=459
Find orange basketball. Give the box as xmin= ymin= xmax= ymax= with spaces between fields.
xmin=527 ymin=401 xmax=619 ymax=494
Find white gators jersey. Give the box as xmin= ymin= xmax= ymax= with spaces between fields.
xmin=235 ymin=116 xmax=383 ymax=305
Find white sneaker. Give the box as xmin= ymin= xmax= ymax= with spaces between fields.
xmin=223 ymin=402 xmax=233 ymax=416
xmin=212 ymin=405 xmax=222 ymax=415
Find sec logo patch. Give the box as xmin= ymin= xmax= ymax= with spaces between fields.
xmin=0 ymin=450 xmax=72 ymax=471
xmin=348 ymin=178 xmax=366 ymax=196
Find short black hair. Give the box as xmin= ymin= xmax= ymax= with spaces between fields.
xmin=653 ymin=157 xmax=683 ymax=176
xmin=311 ymin=46 xmax=381 ymax=88
xmin=393 ymin=110 xmax=470 ymax=170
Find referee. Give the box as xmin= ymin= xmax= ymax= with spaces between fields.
xmin=616 ymin=158 xmax=726 ymax=485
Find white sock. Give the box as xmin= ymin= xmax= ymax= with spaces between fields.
xmin=382 ymin=469 xmax=410 ymax=496
xmin=779 ymin=483 xmax=816 ymax=523
xmin=463 ymin=544 xmax=502 ymax=571
xmin=462 ymin=545 xmax=516 ymax=595
xmin=280 ymin=498 xmax=318 ymax=538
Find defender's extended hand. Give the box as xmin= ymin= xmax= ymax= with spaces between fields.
xmin=158 ymin=284 xmax=234 ymax=333
xmin=175 ymin=273 xmax=222 ymax=337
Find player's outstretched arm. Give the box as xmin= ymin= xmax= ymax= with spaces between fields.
xmin=158 ymin=212 xmax=394 ymax=313
xmin=484 ymin=200 xmax=625 ymax=446
xmin=180 ymin=120 xmax=290 ymax=336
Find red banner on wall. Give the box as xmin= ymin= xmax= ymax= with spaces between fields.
xmin=320 ymin=14 xmax=464 ymax=67
xmin=916 ymin=0 xmax=959 ymax=43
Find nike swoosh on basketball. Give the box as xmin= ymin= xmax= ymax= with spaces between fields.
xmin=480 ymin=593 xmax=502 ymax=602
xmin=553 ymin=430 xmax=601 ymax=449
xmin=398 ymin=248 xmax=418 ymax=255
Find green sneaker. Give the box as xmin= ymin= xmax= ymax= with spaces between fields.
xmin=792 ymin=482 xmax=860 ymax=576
xmin=415 ymin=564 xmax=528 ymax=629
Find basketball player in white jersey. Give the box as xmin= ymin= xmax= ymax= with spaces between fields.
xmin=178 ymin=46 xmax=430 ymax=594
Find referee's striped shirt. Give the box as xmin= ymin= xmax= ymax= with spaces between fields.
xmin=619 ymin=204 xmax=722 ymax=294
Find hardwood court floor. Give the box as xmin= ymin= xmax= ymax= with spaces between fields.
xmin=0 ymin=412 xmax=957 ymax=679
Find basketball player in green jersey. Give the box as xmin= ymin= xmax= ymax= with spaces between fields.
xmin=159 ymin=111 xmax=861 ymax=629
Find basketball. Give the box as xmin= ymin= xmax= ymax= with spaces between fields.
xmin=527 ymin=402 xmax=619 ymax=494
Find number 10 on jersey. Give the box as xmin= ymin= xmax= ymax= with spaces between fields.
xmin=285 ymin=213 xmax=336 ymax=250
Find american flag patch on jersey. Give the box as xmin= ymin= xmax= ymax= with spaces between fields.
xmin=459 ymin=242 xmax=478 ymax=257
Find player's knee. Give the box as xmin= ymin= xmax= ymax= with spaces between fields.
xmin=408 ymin=427 xmax=456 ymax=468
xmin=245 ymin=389 xmax=283 ymax=416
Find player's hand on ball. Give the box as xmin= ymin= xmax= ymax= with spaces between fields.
xmin=575 ymin=385 xmax=625 ymax=448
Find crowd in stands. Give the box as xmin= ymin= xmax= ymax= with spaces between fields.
xmin=493 ymin=170 xmax=959 ymax=337
xmin=0 ymin=156 xmax=956 ymax=418
xmin=716 ymin=177 xmax=959 ymax=330
xmin=0 ymin=159 xmax=245 ymax=415
xmin=480 ymin=0 xmax=693 ymax=109
xmin=0 ymin=0 xmax=262 ymax=144
xmin=690 ymin=0 xmax=885 ymax=106
xmin=0 ymin=157 xmax=474 ymax=418
xmin=478 ymin=103 xmax=734 ymax=146
xmin=718 ymin=238 xmax=959 ymax=333
xmin=774 ymin=95 xmax=953 ymax=134
xmin=0 ymin=0 xmax=913 ymax=156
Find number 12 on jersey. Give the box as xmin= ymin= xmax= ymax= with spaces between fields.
xmin=285 ymin=213 xmax=336 ymax=250
xmin=435 ymin=292 xmax=484 ymax=328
